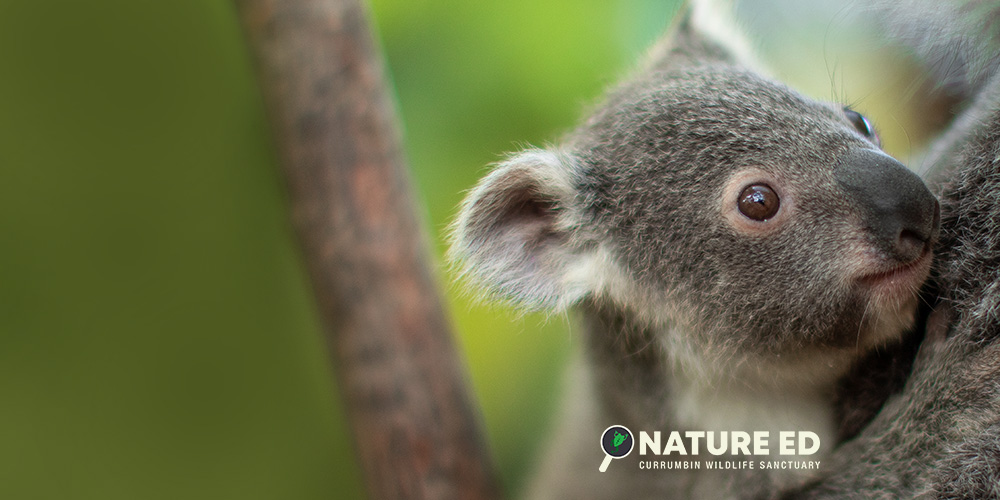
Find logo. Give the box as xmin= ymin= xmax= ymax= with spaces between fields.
xmin=599 ymin=425 xmax=634 ymax=472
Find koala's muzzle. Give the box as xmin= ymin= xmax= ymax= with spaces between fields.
xmin=835 ymin=149 xmax=939 ymax=263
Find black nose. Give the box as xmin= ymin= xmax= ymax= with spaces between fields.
xmin=834 ymin=149 xmax=939 ymax=263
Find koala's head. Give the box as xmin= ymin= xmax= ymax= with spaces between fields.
xmin=451 ymin=17 xmax=939 ymax=370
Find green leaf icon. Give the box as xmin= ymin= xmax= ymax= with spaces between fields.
xmin=613 ymin=431 xmax=626 ymax=450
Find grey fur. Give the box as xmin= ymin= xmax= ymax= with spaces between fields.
xmin=781 ymin=1 xmax=1000 ymax=498
xmin=874 ymin=0 xmax=1000 ymax=100
xmin=785 ymin=75 xmax=1000 ymax=500
xmin=451 ymin=7 xmax=940 ymax=500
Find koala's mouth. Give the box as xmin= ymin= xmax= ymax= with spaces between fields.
xmin=857 ymin=246 xmax=933 ymax=296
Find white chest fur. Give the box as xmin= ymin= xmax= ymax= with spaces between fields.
xmin=671 ymin=372 xmax=835 ymax=463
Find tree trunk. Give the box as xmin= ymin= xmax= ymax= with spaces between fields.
xmin=233 ymin=1 xmax=503 ymax=498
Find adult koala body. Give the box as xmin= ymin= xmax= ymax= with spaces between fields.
xmin=451 ymin=5 xmax=939 ymax=500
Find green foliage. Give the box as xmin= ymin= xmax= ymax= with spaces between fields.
xmin=0 ymin=1 xmax=676 ymax=499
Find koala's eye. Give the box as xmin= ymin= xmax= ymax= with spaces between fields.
xmin=738 ymin=184 xmax=780 ymax=221
xmin=844 ymin=108 xmax=880 ymax=146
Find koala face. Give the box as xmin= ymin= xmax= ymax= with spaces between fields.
xmin=450 ymin=23 xmax=939 ymax=377
xmin=572 ymin=66 xmax=939 ymax=361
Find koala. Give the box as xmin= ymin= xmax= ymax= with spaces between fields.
xmin=784 ymin=84 xmax=1000 ymax=497
xmin=777 ymin=1 xmax=1000 ymax=498
xmin=450 ymin=5 xmax=940 ymax=499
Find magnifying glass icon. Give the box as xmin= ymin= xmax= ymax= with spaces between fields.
xmin=599 ymin=425 xmax=634 ymax=472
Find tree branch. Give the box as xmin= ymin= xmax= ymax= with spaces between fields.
xmin=233 ymin=1 xmax=502 ymax=498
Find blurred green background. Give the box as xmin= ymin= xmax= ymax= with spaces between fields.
xmin=0 ymin=1 xmax=937 ymax=499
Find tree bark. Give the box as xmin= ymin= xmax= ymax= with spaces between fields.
xmin=233 ymin=1 xmax=502 ymax=498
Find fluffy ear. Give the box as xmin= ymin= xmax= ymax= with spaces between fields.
xmin=645 ymin=1 xmax=759 ymax=72
xmin=450 ymin=150 xmax=593 ymax=311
